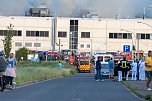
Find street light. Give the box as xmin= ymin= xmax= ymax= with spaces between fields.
xmin=59 ymin=39 xmax=61 ymax=60
xmin=143 ymin=5 xmax=152 ymax=19
xmin=137 ymin=21 xmax=152 ymax=28
xmin=137 ymin=21 xmax=152 ymax=54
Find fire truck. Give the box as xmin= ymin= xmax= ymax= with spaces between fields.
xmin=47 ymin=51 xmax=58 ymax=61
xmin=77 ymin=55 xmax=91 ymax=73
xmin=61 ymin=49 xmax=77 ymax=64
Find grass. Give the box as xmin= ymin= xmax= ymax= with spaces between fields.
xmin=122 ymin=81 xmax=152 ymax=101
xmin=15 ymin=61 xmax=76 ymax=84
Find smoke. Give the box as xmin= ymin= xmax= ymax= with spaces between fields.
xmin=0 ymin=0 xmax=152 ymax=18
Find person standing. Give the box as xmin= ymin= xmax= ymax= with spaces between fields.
xmin=131 ymin=60 xmax=137 ymax=80
xmin=57 ymin=61 xmax=62 ymax=71
xmin=0 ymin=52 xmax=7 ymax=73
xmin=120 ymin=57 xmax=128 ymax=81
xmin=5 ymin=53 xmax=16 ymax=89
xmin=108 ymin=58 xmax=114 ymax=79
xmin=113 ymin=63 xmax=118 ymax=81
xmin=145 ymin=50 xmax=152 ymax=90
xmin=139 ymin=58 xmax=145 ymax=81
xmin=95 ymin=57 xmax=102 ymax=81
xmin=126 ymin=62 xmax=131 ymax=81
xmin=117 ymin=61 xmax=122 ymax=81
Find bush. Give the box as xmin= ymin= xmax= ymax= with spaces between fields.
xmin=144 ymin=95 xmax=151 ymax=100
xmin=16 ymin=47 xmax=30 ymax=61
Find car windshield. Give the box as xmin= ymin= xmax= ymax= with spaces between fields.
xmin=80 ymin=61 xmax=89 ymax=65
xmin=101 ymin=64 xmax=108 ymax=69
xmin=114 ymin=55 xmax=123 ymax=59
xmin=104 ymin=56 xmax=111 ymax=62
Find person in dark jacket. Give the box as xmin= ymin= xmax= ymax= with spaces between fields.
xmin=95 ymin=57 xmax=103 ymax=81
xmin=0 ymin=52 xmax=7 ymax=72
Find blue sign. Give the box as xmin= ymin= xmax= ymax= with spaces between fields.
xmin=123 ymin=45 xmax=130 ymax=52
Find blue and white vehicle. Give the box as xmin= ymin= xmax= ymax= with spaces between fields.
xmin=94 ymin=53 xmax=113 ymax=76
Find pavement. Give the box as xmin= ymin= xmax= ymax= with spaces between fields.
xmin=0 ymin=73 xmax=143 ymax=101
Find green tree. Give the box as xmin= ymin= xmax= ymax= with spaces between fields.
xmin=132 ymin=45 xmax=136 ymax=51
xmin=16 ymin=47 xmax=30 ymax=61
xmin=3 ymin=24 xmax=14 ymax=58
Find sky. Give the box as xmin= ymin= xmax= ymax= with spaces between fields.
xmin=0 ymin=0 xmax=152 ymax=18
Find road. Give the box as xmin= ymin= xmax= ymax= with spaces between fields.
xmin=0 ymin=73 xmax=143 ymax=101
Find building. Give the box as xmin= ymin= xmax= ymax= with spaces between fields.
xmin=0 ymin=16 xmax=152 ymax=54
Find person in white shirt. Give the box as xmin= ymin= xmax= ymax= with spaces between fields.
xmin=139 ymin=58 xmax=145 ymax=81
xmin=131 ymin=60 xmax=137 ymax=80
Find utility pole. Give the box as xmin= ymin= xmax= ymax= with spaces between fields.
xmin=59 ymin=39 xmax=61 ymax=60
xmin=137 ymin=33 xmax=140 ymax=61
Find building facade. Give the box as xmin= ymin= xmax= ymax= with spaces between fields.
xmin=0 ymin=16 xmax=152 ymax=54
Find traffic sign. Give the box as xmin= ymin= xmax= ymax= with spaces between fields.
xmin=123 ymin=45 xmax=130 ymax=52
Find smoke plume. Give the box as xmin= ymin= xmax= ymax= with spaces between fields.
xmin=0 ymin=0 xmax=152 ymax=18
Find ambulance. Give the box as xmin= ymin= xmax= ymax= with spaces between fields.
xmin=94 ymin=53 xmax=113 ymax=76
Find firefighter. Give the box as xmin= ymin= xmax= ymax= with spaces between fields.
xmin=120 ymin=57 xmax=129 ymax=81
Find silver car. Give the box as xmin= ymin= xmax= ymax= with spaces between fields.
xmin=101 ymin=63 xmax=109 ymax=76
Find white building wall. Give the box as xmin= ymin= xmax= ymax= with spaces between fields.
xmin=0 ymin=16 xmax=52 ymax=53
xmin=0 ymin=16 xmax=152 ymax=54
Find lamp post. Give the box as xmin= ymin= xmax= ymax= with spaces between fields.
xmin=143 ymin=5 xmax=152 ymax=19
xmin=35 ymin=38 xmax=38 ymax=51
xmin=137 ymin=21 xmax=152 ymax=53
xmin=59 ymin=39 xmax=61 ymax=60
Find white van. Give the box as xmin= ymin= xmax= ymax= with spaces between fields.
xmin=94 ymin=53 xmax=113 ymax=76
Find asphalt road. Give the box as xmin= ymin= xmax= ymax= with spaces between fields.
xmin=0 ymin=73 xmax=143 ymax=101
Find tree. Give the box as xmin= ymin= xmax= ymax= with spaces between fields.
xmin=3 ymin=24 xmax=14 ymax=58
xmin=16 ymin=47 xmax=30 ymax=61
xmin=132 ymin=45 xmax=136 ymax=51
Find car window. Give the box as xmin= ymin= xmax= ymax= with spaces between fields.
xmin=101 ymin=64 xmax=108 ymax=69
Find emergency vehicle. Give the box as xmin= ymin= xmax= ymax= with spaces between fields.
xmin=77 ymin=56 xmax=91 ymax=73
xmin=47 ymin=51 xmax=58 ymax=61
xmin=94 ymin=53 xmax=113 ymax=75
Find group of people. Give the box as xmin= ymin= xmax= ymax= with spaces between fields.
xmin=0 ymin=52 xmax=16 ymax=90
xmin=94 ymin=50 xmax=152 ymax=91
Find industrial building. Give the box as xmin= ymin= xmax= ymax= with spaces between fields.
xmin=0 ymin=15 xmax=152 ymax=54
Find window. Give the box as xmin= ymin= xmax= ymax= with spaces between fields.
xmin=146 ymin=34 xmax=150 ymax=39
xmin=128 ymin=33 xmax=132 ymax=39
xmin=31 ymin=31 xmax=35 ymax=36
xmin=117 ymin=33 xmax=122 ymax=39
xmin=15 ymin=42 xmax=22 ymax=47
xmin=26 ymin=31 xmax=49 ymax=37
xmin=109 ymin=33 xmax=132 ymax=39
xmin=40 ymin=31 xmax=45 ymax=37
xmin=58 ymin=31 xmax=67 ymax=37
xmin=87 ymin=44 xmax=90 ymax=48
xmin=0 ymin=30 xmax=22 ymax=36
xmin=13 ymin=30 xmax=22 ymax=36
xmin=0 ymin=30 xmax=4 ymax=36
xmin=70 ymin=20 xmax=78 ymax=49
xmin=34 ymin=43 xmax=41 ymax=47
xmin=26 ymin=31 xmax=30 ymax=36
xmin=109 ymin=33 xmax=113 ymax=38
xmin=123 ymin=33 xmax=127 ymax=39
xmin=70 ymin=20 xmax=74 ymax=25
xmin=81 ymin=44 xmax=84 ymax=48
xmin=114 ymin=33 xmax=117 ymax=38
xmin=36 ymin=31 xmax=39 ymax=36
xmin=141 ymin=34 xmax=145 ymax=39
xmin=25 ymin=43 xmax=32 ymax=47
xmin=18 ymin=31 xmax=22 ymax=36
xmin=44 ymin=31 xmax=49 ymax=37
xmin=81 ymin=32 xmax=90 ymax=38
